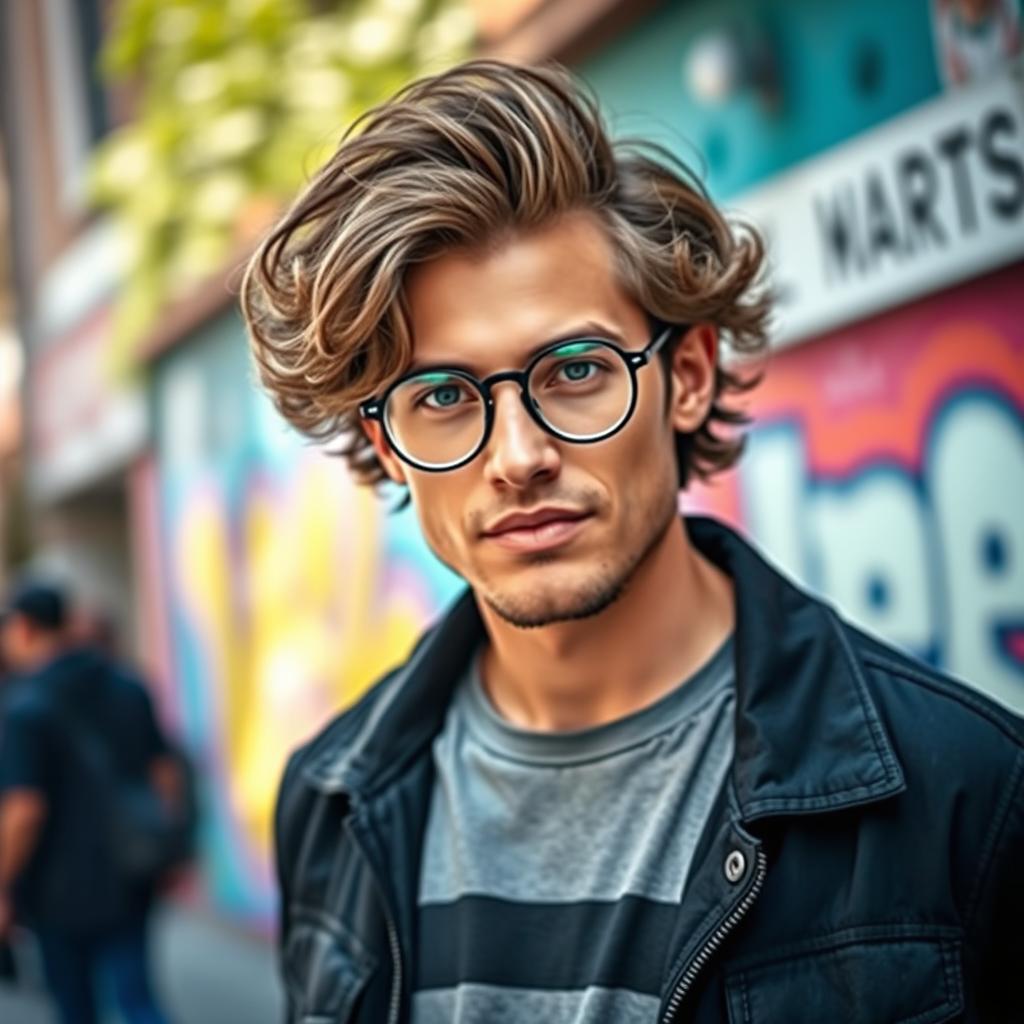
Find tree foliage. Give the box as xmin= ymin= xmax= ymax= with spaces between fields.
xmin=90 ymin=0 xmax=474 ymax=365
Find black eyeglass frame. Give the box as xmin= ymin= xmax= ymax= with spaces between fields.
xmin=359 ymin=325 xmax=680 ymax=472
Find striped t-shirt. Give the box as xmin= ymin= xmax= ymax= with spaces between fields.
xmin=413 ymin=636 xmax=735 ymax=1023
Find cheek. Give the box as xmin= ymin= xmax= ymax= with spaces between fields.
xmin=600 ymin=380 xmax=676 ymax=485
xmin=407 ymin=476 xmax=470 ymax=562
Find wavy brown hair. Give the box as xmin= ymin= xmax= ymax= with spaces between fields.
xmin=241 ymin=59 xmax=770 ymax=489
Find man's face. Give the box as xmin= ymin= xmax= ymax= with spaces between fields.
xmin=370 ymin=212 xmax=693 ymax=628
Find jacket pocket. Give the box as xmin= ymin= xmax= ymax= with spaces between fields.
xmin=283 ymin=913 xmax=378 ymax=1023
xmin=725 ymin=927 xmax=963 ymax=1024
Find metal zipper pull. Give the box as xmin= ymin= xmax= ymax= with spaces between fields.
xmin=660 ymin=847 xmax=767 ymax=1024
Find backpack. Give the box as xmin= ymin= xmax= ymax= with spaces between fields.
xmin=105 ymin=743 xmax=199 ymax=884
xmin=52 ymin=670 xmax=199 ymax=888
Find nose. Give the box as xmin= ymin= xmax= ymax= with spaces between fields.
xmin=482 ymin=382 xmax=560 ymax=490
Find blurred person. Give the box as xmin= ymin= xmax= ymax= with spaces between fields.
xmin=0 ymin=640 xmax=17 ymax=985
xmin=67 ymin=603 xmax=196 ymax=851
xmin=933 ymin=0 xmax=1022 ymax=85
xmin=0 ymin=582 xmax=176 ymax=1024
xmin=242 ymin=61 xmax=1023 ymax=1023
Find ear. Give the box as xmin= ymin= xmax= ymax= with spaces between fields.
xmin=362 ymin=419 xmax=408 ymax=485
xmin=667 ymin=323 xmax=718 ymax=433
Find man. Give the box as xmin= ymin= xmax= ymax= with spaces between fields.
xmin=0 ymin=631 xmax=18 ymax=985
xmin=241 ymin=61 xmax=1023 ymax=1022
xmin=0 ymin=583 xmax=173 ymax=1024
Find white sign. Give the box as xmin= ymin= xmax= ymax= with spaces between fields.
xmin=733 ymin=60 xmax=1024 ymax=347
xmin=34 ymin=219 xmax=124 ymax=344
xmin=29 ymin=308 xmax=147 ymax=501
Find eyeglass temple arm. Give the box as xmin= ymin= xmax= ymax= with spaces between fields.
xmin=629 ymin=325 xmax=679 ymax=367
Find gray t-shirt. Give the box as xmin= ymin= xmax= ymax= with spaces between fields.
xmin=413 ymin=636 xmax=736 ymax=1023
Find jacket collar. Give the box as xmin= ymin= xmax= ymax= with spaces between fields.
xmin=686 ymin=517 xmax=904 ymax=820
xmin=304 ymin=517 xmax=905 ymax=818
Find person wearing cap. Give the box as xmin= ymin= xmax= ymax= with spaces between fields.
xmin=0 ymin=582 xmax=172 ymax=1024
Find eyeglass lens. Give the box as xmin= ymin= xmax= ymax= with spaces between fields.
xmin=383 ymin=340 xmax=634 ymax=468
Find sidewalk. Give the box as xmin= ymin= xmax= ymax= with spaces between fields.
xmin=0 ymin=903 xmax=283 ymax=1024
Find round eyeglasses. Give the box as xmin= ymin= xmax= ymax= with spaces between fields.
xmin=359 ymin=326 xmax=677 ymax=472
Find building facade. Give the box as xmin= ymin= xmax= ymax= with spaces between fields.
xmin=2 ymin=0 xmax=1021 ymax=927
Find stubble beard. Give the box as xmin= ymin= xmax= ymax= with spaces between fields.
xmin=480 ymin=485 xmax=680 ymax=630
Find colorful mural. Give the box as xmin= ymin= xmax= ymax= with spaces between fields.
xmin=155 ymin=326 xmax=462 ymax=922
xmin=156 ymin=259 xmax=1023 ymax=924
xmin=173 ymin=464 xmax=460 ymax=917
xmin=690 ymin=262 xmax=1024 ymax=714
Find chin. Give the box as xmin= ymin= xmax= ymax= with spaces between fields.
xmin=467 ymin=483 xmax=679 ymax=630
xmin=480 ymin=562 xmax=629 ymax=629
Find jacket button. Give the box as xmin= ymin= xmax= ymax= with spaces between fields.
xmin=724 ymin=849 xmax=746 ymax=883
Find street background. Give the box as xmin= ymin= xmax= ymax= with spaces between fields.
xmin=1 ymin=0 xmax=1022 ymax=1020
xmin=0 ymin=904 xmax=281 ymax=1023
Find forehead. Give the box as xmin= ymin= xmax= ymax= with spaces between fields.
xmin=404 ymin=212 xmax=647 ymax=370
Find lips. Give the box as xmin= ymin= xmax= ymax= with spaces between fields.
xmin=483 ymin=507 xmax=589 ymax=536
xmin=481 ymin=507 xmax=592 ymax=554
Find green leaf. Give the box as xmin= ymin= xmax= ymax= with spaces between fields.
xmin=89 ymin=0 xmax=475 ymax=365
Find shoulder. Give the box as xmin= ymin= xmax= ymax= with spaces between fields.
xmin=274 ymin=661 xmax=408 ymax=855
xmin=278 ymin=616 xmax=448 ymax=802
xmin=845 ymin=622 xmax=1023 ymax=753
xmin=285 ymin=666 xmax=401 ymax=786
xmin=845 ymin=623 xmax=1024 ymax=896
xmin=272 ymin=662 xmax=413 ymax=914
xmin=842 ymin=621 xmax=1024 ymax=837
xmin=90 ymin=654 xmax=146 ymax=696
xmin=842 ymin=626 xmax=1024 ymax=964
xmin=108 ymin=665 xmax=161 ymax=720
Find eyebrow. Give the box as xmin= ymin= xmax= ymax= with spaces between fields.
xmin=407 ymin=320 xmax=627 ymax=376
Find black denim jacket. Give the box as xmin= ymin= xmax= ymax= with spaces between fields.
xmin=275 ymin=518 xmax=1024 ymax=1023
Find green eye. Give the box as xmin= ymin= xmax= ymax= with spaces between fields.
xmin=409 ymin=373 xmax=474 ymax=411
xmin=546 ymin=342 xmax=606 ymax=386
xmin=562 ymin=361 xmax=594 ymax=381
xmin=427 ymin=385 xmax=463 ymax=408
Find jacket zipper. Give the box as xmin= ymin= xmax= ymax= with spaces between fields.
xmin=660 ymin=848 xmax=767 ymax=1024
xmin=383 ymin=909 xmax=403 ymax=1024
xmin=347 ymin=816 xmax=404 ymax=1024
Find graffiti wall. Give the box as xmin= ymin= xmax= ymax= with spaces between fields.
xmin=690 ymin=262 xmax=1024 ymax=715
xmin=153 ymin=269 xmax=1023 ymax=925
xmin=153 ymin=317 xmax=462 ymax=922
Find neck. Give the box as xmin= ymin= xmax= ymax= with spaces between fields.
xmin=477 ymin=517 xmax=734 ymax=731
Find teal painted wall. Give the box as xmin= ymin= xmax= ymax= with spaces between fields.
xmin=578 ymin=0 xmax=945 ymax=198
